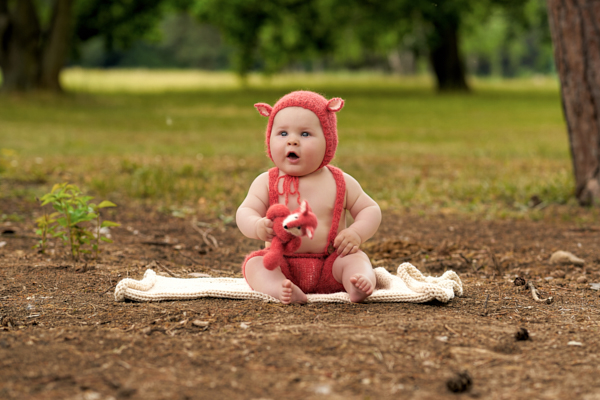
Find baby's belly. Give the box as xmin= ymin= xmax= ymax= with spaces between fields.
xmin=296 ymin=237 xmax=329 ymax=254
xmin=295 ymin=221 xmax=335 ymax=253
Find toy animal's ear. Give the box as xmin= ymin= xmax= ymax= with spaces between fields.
xmin=300 ymin=200 xmax=309 ymax=214
xmin=327 ymin=98 xmax=344 ymax=112
xmin=254 ymin=103 xmax=273 ymax=117
xmin=306 ymin=227 xmax=314 ymax=240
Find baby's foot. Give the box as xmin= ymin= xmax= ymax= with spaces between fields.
xmin=349 ymin=274 xmax=375 ymax=303
xmin=280 ymin=279 xmax=307 ymax=305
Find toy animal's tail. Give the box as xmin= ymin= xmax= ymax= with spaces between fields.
xmin=283 ymin=200 xmax=318 ymax=239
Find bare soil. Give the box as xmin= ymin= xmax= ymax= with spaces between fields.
xmin=1 ymin=198 xmax=600 ymax=400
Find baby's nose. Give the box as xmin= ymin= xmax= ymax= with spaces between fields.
xmin=287 ymin=137 xmax=299 ymax=145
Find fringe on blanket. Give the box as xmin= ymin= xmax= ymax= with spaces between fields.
xmin=114 ymin=262 xmax=463 ymax=304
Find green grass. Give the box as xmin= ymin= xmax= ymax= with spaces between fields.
xmin=1 ymin=69 xmax=594 ymax=223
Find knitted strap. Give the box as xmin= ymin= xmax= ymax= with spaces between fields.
xmin=268 ymin=165 xmax=345 ymax=253
xmin=325 ymin=165 xmax=346 ymax=252
xmin=268 ymin=167 xmax=280 ymax=206
xmin=268 ymin=167 xmax=300 ymax=206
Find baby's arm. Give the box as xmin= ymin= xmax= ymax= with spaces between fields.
xmin=334 ymin=173 xmax=381 ymax=257
xmin=236 ymin=172 xmax=274 ymax=242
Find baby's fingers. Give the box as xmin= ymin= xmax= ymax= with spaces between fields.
xmin=336 ymin=240 xmax=351 ymax=257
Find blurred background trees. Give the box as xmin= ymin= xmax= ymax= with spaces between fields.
xmin=1 ymin=0 xmax=554 ymax=92
xmin=81 ymin=0 xmax=553 ymax=91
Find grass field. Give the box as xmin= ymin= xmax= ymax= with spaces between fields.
xmin=1 ymin=69 xmax=593 ymax=222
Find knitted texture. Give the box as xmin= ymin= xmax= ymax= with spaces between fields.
xmin=262 ymin=202 xmax=317 ymax=271
xmin=114 ymin=263 xmax=463 ymax=303
xmin=255 ymin=90 xmax=344 ymax=171
xmin=267 ymin=165 xmax=345 ymax=254
xmin=245 ymin=164 xmax=347 ymax=294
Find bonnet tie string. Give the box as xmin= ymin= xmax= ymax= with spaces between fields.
xmin=277 ymin=174 xmax=300 ymax=205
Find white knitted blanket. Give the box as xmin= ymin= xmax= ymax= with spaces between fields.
xmin=114 ymin=263 xmax=463 ymax=304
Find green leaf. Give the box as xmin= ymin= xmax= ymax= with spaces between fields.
xmin=100 ymin=237 xmax=114 ymax=243
xmin=100 ymin=220 xmax=121 ymax=228
xmin=98 ymin=200 xmax=117 ymax=208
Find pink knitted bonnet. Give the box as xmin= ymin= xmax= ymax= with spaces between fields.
xmin=254 ymin=90 xmax=344 ymax=170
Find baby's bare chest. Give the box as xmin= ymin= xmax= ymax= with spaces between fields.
xmin=276 ymin=173 xmax=343 ymax=223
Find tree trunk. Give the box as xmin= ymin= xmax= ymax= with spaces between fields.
xmin=0 ymin=0 xmax=72 ymax=93
xmin=40 ymin=0 xmax=73 ymax=91
xmin=429 ymin=18 xmax=469 ymax=92
xmin=547 ymin=0 xmax=600 ymax=206
xmin=0 ymin=0 xmax=41 ymax=92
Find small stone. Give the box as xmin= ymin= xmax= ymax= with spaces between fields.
xmin=513 ymin=277 xmax=526 ymax=286
xmin=551 ymin=270 xmax=566 ymax=279
xmin=568 ymin=341 xmax=583 ymax=346
xmin=550 ymin=251 xmax=585 ymax=266
xmin=447 ymin=371 xmax=472 ymax=393
xmin=192 ymin=320 xmax=210 ymax=327
xmin=515 ymin=327 xmax=530 ymax=341
xmin=577 ymin=276 xmax=588 ymax=284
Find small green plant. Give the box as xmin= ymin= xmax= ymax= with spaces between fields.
xmin=36 ymin=183 xmax=120 ymax=260
xmin=34 ymin=212 xmax=58 ymax=254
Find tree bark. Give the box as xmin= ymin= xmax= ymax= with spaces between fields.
xmin=0 ymin=0 xmax=41 ymax=92
xmin=40 ymin=0 xmax=73 ymax=91
xmin=428 ymin=17 xmax=469 ymax=92
xmin=0 ymin=0 xmax=72 ymax=93
xmin=547 ymin=0 xmax=600 ymax=206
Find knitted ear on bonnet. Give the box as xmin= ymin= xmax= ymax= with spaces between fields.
xmin=254 ymin=90 xmax=344 ymax=170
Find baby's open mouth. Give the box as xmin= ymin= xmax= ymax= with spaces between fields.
xmin=287 ymin=152 xmax=299 ymax=160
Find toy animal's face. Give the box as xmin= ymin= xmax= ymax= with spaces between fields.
xmin=282 ymin=213 xmax=304 ymax=237
xmin=280 ymin=200 xmax=317 ymax=239
xmin=269 ymin=107 xmax=326 ymax=177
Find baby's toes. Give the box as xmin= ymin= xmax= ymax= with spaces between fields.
xmin=280 ymin=280 xmax=293 ymax=304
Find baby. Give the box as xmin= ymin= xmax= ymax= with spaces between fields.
xmin=236 ymin=90 xmax=381 ymax=304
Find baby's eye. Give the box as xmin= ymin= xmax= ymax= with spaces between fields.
xmin=280 ymin=131 xmax=288 ymax=137
xmin=301 ymin=132 xmax=310 ymax=137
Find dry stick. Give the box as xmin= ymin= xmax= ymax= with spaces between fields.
xmin=483 ymin=294 xmax=490 ymax=315
xmin=445 ymin=324 xmax=460 ymax=335
xmin=190 ymin=221 xmax=219 ymax=250
xmin=525 ymin=281 xmax=554 ymax=304
xmin=175 ymin=249 xmax=202 ymax=265
xmin=488 ymin=249 xmax=502 ymax=276
xmin=150 ymin=260 xmax=180 ymax=278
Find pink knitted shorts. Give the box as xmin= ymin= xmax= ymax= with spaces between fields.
xmin=242 ymin=250 xmax=345 ymax=294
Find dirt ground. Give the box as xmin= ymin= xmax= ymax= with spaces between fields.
xmin=1 ymin=198 xmax=600 ymax=400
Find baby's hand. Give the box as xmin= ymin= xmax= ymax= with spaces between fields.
xmin=334 ymin=228 xmax=362 ymax=257
xmin=255 ymin=217 xmax=274 ymax=242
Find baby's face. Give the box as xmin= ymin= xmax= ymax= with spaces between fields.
xmin=269 ymin=107 xmax=326 ymax=176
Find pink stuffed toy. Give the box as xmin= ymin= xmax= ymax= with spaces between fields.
xmin=263 ymin=200 xmax=318 ymax=271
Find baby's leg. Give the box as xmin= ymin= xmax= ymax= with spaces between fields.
xmin=332 ymin=251 xmax=376 ymax=303
xmin=244 ymin=256 xmax=307 ymax=304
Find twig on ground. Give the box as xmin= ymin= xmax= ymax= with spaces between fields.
xmin=175 ymin=249 xmax=202 ymax=265
xmin=487 ymin=248 xmax=502 ymax=276
xmin=150 ymin=260 xmax=180 ymax=278
xmin=482 ymin=294 xmax=490 ymax=316
xmin=525 ymin=281 xmax=554 ymax=304
xmin=445 ymin=324 xmax=460 ymax=335
xmin=190 ymin=220 xmax=219 ymax=250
